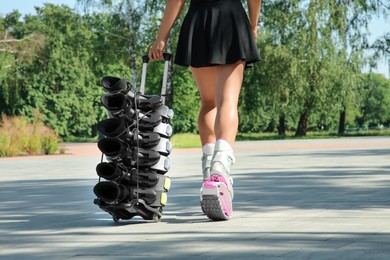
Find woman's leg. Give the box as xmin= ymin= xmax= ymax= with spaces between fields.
xmin=199 ymin=62 xmax=245 ymax=221
xmin=190 ymin=66 xmax=217 ymax=146
xmin=214 ymin=61 xmax=245 ymax=147
xmin=191 ymin=61 xmax=245 ymax=147
xmin=190 ymin=66 xmax=217 ymax=180
xmin=211 ymin=61 xmax=245 ymax=182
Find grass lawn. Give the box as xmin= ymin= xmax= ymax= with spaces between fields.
xmin=172 ymin=129 xmax=390 ymax=148
xmin=62 ymin=129 xmax=390 ymax=149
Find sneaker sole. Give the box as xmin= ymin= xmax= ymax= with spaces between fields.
xmin=200 ymin=180 xmax=232 ymax=221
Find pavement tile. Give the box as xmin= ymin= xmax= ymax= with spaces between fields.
xmin=0 ymin=137 xmax=389 ymax=259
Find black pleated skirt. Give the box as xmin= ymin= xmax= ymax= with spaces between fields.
xmin=174 ymin=0 xmax=260 ymax=68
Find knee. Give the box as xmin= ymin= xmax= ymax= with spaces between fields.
xmin=216 ymin=98 xmax=238 ymax=111
xmin=201 ymin=99 xmax=216 ymax=111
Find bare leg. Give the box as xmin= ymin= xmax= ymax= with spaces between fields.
xmin=214 ymin=61 xmax=245 ymax=147
xmin=190 ymin=66 xmax=217 ymax=146
xmin=197 ymin=62 xmax=244 ymax=221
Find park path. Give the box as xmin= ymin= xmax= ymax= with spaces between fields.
xmin=0 ymin=137 xmax=389 ymax=259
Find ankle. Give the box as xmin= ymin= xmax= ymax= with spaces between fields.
xmin=210 ymin=139 xmax=235 ymax=178
xmin=213 ymin=139 xmax=235 ymax=163
xmin=202 ymin=143 xmax=215 ymax=155
xmin=202 ymin=143 xmax=215 ymax=180
xmin=215 ymin=139 xmax=233 ymax=151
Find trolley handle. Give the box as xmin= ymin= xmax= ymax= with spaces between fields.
xmin=142 ymin=55 xmax=150 ymax=64
xmin=163 ymin=53 xmax=172 ymax=62
xmin=140 ymin=53 xmax=172 ymax=104
xmin=141 ymin=53 xmax=172 ymax=64
xmin=141 ymin=53 xmax=172 ymax=63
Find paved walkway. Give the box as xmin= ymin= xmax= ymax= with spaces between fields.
xmin=0 ymin=137 xmax=389 ymax=259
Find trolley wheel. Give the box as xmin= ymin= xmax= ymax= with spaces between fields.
xmin=152 ymin=207 xmax=163 ymax=222
xmin=152 ymin=213 xmax=161 ymax=222
xmin=112 ymin=214 xmax=120 ymax=223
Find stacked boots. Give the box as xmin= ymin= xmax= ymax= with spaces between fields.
xmin=93 ymin=76 xmax=173 ymax=222
xmin=200 ymin=139 xmax=235 ymax=221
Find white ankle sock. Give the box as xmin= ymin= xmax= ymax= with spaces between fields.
xmin=201 ymin=143 xmax=215 ymax=180
xmin=202 ymin=143 xmax=215 ymax=155
xmin=215 ymin=139 xmax=233 ymax=152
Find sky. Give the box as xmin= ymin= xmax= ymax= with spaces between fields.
xmin=1 ymin=0 xmax=79 ymax=14
xmin=1 ymin=0 xmax=389 ymax=78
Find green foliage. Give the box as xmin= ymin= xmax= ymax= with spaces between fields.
xmin=358 ymin=73 xmax=390 ymax=126
xmin=238 ymin=0 xmax=389 ymax=136
xmin=0 ymin=4 xmax=104 ymax=138
xmin=0 ymin=52 xmax=15 ymax=104
xmin=0 ymin=113 xmax=60 ymax=157
xmin=170 ymin=66 xmax=199 ymax=133
xmin=0 ymin=0 xmax=389 ymax=141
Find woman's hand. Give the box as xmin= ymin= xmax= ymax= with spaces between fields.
xmin=252 ymin=28 xmax=258 ymax=39
xmin=248 ymin=0 xmax=261 ymax=39
xmin=149 ymin=39 xmax=166 ymax=61
xmin=148 ymin=0 xmax=185 ymax=61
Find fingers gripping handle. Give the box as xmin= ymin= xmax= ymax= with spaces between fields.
xmin=140 ymin=53 xmax=172 ymax=101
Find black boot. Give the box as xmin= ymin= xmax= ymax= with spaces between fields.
xmin=97 ymin=137 xmax=161 ymax=167
xmin=129 ymin=169 xmax=160 ymax=188
xmin=100 ymin=76 xmax=163 ymax=110
xmin=97 ymin=137 xmax=133 ymax=163
xmin=100 ymin=93 xmax=135 ymax=119
xmin=93 ymin=181 xmax=130 ymax=204
xmin=97 ymin=117 xmax=162 ymax=139
xmin=100 ymin=76 xmax=131 ymax=94
xmin=96 ymin=162 xmax=160 ymax=188
xmin=102 ymin=92 xmax=173 ymax=121
xmin=96 ymin=161 xmax=130 ymax=181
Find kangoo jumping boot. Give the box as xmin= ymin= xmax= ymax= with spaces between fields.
xmin=201 ymin=143 xmax=215 ymax=181
xmin=200 ymin=143 xmax=214 ymax=214
xmin=200 ymin=139 xmax=235 ymax=221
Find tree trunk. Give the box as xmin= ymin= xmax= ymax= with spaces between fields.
xmin=295 ymin=112 xmax=309 ymax=136
xmin=294 ymin=0 xmax=316 ymax=137
xmin=265 ymin=120 xmax=276 ymax=133
xmin=277 ymin=114 xmax=286 ymax=136
xmin=338 ymin=109 xmax=346 ymax=134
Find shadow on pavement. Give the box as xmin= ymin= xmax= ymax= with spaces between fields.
xmin=0 ymin=143 xmax=389 ymax=259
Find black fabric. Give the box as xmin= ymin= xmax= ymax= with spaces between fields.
xmin=174 ymin=0 xmax=260 ymax=68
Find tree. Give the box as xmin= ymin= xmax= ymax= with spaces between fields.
xmin=293 ymin=0 xmax=388 ymax=135
xmin=358 ymin=73 xmax=390 ymax=127
xmin=77 ymin=0 xmax=200 ymax=133
xmin=1 ymin=5 xmax=101 ymax=137
xmin=0 ymin=11 xmax=45 ymax=115
xmin=327 ymin=0 xmax=388 ymax=134
xmin=373 ymin=33 xmax=390 ymax=55
xmin=245 ymin=0 xmax=305 ymax=135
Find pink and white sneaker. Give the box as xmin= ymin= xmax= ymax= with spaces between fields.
xmin=200 ymin=140 xmax=235 ymax=221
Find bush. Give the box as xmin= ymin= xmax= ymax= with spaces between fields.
xmin=0 ymin=113 xmax=60 ymax=157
